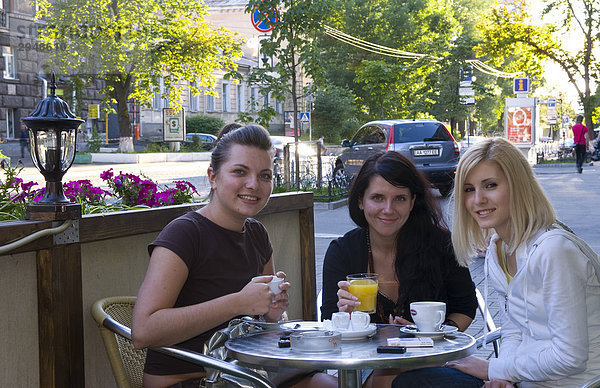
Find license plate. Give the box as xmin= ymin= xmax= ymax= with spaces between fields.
xmin=413 ymin=149 xmax=439 ymax=156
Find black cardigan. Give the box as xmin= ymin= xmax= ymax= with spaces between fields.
xmin=321 ymin=227 xmax=477 ymax=323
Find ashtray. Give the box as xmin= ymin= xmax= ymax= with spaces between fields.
xmin=290 ymin=330 xmax=342 ymax=352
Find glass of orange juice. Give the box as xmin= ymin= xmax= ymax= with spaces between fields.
xmin=347 ymin=273 xmax=378 ymax=314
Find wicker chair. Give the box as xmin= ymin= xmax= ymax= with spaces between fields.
xmin=91 ymin=296 xmax=275 ymax=388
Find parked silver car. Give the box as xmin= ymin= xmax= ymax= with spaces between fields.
xmin=334 ymin=119 xmax=460 ymax=196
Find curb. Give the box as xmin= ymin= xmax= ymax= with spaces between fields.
xmin=313 ymin=198 xmax=347 ymax=210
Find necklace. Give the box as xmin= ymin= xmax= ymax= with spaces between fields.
xmin=366 ymin=228 xmax=398 ymax=322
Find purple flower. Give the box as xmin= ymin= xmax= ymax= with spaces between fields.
xmin=100 ymin=169 xmax=114 ymax=181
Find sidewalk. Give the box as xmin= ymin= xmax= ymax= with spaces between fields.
xmin=314 ymin=163 xmax=600 ymax=359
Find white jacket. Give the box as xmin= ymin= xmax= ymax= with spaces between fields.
xmin=486 ymin=229 xmax=600 ymax=387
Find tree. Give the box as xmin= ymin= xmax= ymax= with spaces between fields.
xmin=312 ymin=85 xmax=358 ymax=142
xmin=245 ymin=0 xmax=332 ymax=188
xmin=36 ymin=0 xmax=242 ymax=152
xmin=477 ymin=0 xmax=600 ymax=138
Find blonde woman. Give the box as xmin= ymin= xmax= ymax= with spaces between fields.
xmin=393 ymin=137 xmax=600 ymax=387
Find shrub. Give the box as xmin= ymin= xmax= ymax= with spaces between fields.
xmin=186 ymin=114 xmax=225 ymax=134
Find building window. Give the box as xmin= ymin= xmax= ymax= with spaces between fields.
xmin=206 ymin=90 xmax=215 ymax=112
xmin=237 ymin=84 xmax=245 ymax=112
xmin=275 ymin=99 xmax=283 ymax=114
xmin=263 ymin=92 xmax=269 ymax=108
xmin=222 ymin=82 xmax=230 ymax=112
xmin=6 ymin=108 xmax=14 ymax=139
xmin=2 ymin=46 xmax=16 ymax=79
xmin=153 ymin=79 xmax=168 ymax=110
xmin=189 ymin=81 xmax=200 ymax=112
xmin=250 ymin=87 xmax=259 ymax=110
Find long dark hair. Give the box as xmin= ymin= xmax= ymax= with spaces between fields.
xmin=348 ymin=151 xmax=452 ymax=318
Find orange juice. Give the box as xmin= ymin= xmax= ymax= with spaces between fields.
xmin=348 ymin=279 xmax=378 ymax=313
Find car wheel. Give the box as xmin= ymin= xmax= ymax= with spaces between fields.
xmin=332 ymin=163 xmax=350 ymax=188
xmin=437 ymin=183 xmax=453 ymax=197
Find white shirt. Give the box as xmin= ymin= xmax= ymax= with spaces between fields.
xmin=486 ymin=230 xmax=600 ymax=387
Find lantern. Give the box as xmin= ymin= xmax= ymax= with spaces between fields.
xmin=23 ymin=73 xmax=83 ymax=220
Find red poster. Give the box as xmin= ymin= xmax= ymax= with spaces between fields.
xmin=507 ymin=107 xmax=532 ymax=144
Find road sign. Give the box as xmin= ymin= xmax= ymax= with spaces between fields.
xmin=88 ymin=104 xmax=99 ymax=119
xmin=251 ymin=8 xmax=277 ymax=33
xmin=460 ymin=96 xmax=475 ymax=105
xmin=547 ymin=97 xmax=557 ymax=122
xmin=163 ymin=108 xmax=185 ymax=142
xmin=513 ymin=77 xmax=530 ymax=94
xmin=300 ymin=112 xmax=310 ymax=123
xmin=459 ymin=87 xmax=474 ymax=96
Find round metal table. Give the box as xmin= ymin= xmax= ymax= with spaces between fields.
xmin=226 ymin=324 xmax=476 ymax=388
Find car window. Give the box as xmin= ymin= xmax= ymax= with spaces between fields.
xmin=352 ymin=125 xmax=386 ymax=145
xmin=393 ymin=123 xmax=451 ymax=143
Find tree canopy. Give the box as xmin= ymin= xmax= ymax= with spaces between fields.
xmin=37 ymin=0 xmax=242 ymax=151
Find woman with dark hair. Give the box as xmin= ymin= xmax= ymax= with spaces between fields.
xmin=321 ymin=151 xmax=477 ymax=386
xmin=132 ymin=124 xmax=336 ymax=388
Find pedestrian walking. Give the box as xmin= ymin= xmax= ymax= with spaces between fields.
xmin=572 ymin=115 xmax=589 ymax=173
xmin=19 ymin=124 xmax=30 ymax=159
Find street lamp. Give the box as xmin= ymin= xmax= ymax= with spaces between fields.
xmin=23 ymin=72 xmax=84 ymax=220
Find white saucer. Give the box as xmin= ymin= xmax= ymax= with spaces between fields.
xmin=281 ymin=321 xmax=377 ymax=341
xmin=338 ymin=324 xmax=377 ymax=341
xmin=400 ymin=325 xmax=458 ymax=339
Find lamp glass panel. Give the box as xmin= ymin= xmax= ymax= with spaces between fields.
xmin=61 ymin=130 xmax=76 ymax=172
xmin=35 ymin=130 xmax=58 ymax=171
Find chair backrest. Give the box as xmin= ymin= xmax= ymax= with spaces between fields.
xmin=92 ymin=296 xmax=276 ymax=388
xmin=316 ymin=289 xmax=323 ymax=321
xmin=475 ymin=287 xmax=498 ymax=332
xmin=91 ymin=296 xmax=146 ymax=388
xmin=475 ymin=287 xmax=500 ymax=357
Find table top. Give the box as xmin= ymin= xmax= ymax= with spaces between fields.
xmin=226 ymin=324 xmax=476 ymax=371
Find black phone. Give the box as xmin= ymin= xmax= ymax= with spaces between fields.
xmin=376 ymin=346 xmax=406 ymax=354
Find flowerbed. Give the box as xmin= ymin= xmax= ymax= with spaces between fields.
xmin=0 ymin=161 xmax=201 ymax=221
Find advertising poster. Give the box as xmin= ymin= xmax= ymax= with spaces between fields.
xmin=507 ymin=106 xmax=532 ymax=144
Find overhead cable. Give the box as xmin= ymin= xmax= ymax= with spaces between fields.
xmin=322 ymin=25 xmax=524 ymax=78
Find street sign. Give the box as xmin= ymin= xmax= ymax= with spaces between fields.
xmin=547 ymin=97 xmax=557 ymax=122
xmin=299 ymin=112 xmax=310 ymax=123
xmin=459 ymin=87 xmax=475 ymax=96
xmin=513 ymin=77 xmax=530 ymax=94
xmin=460 ymin=96 xmax=475 ymax=105
xmin=251 ymin=8 xmax=277 ymax=33
xmin=163 ymin=108 xmax=185 ymax=142
xmin=88 ymin=104 xmax=99 ymax=119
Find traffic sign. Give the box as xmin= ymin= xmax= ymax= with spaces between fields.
xmin=299 ymin=112 xmax=310 ymax=123
xmin=251 ymin=8 xmax=277 ymax=33
xmin=513 ymin=77 xmax=530 ymax=94
xmin=460 ymin=97 xmax=475 ymax=105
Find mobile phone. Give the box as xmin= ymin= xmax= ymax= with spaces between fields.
xmin=377 ymin=346 xmax=406 ymax=354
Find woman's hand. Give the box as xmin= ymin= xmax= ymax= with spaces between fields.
xmin=336 ymin=280 xmax=360 ymax=312
xmin=483 ymin=379 xmax=515 ymax=388
xmin=265 ymin=271 xmax=290 ymax=322
xmin=388 ymin=315 xmax=412 ymax=325
xmin=444 ymin=355 xmax=489 ymax=381
xmin=238 ymin=276 xmax=277 ymax=316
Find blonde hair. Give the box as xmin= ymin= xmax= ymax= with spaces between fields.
xmin=452 ymin=137 xmax=556 ymax=264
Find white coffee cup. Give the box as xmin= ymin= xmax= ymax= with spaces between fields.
xmin=410 ymin=301 xmax=446 ymax=332
xmin=251 ymin=275 xmax=284 ymax=295
xmin=331 ymin=312 xmax=350 ymax=330
xmin=267 ymin=276 xmax=284 ymax=295
xmin=350 ymin=311 xmax=371 ymax=330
